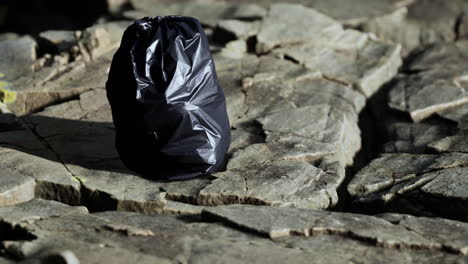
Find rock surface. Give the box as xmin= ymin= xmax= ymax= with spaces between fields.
xmin=257 ymin=4 xmax=401 ymax=97
xmin=349 ymin=152 xmax=468 ymax=221
xmin=361 ymin=0 xmax=466 ymax=55
xmin=1 ymin=21 xmax=129 ymax=115
xmin=1 ymin=1 xmax=467 ymax=263
xmin=2 ymin=200 xmax=468 ymax=263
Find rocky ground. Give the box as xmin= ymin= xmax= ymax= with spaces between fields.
xmin=0 ymin=0 xmax=467 ymax=263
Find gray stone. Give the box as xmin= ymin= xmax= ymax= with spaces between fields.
xmin=80 ymin=21 xmax=130 ymax=60
xmin=202 ymin=205 xmax=468 ymax=254
xmin=219 ymin=39 xmax=247 ymax=59
xmin=228 ymin=128 xmax=264 ymax=154
xmin=388 ymin=70 xmax=468 ymax=122
xmin=0 ymin=36 xmax=37 ymax=81
xmin=226 ymin=143 xmax=273 ymax=170
xmin=0 ymin=124 xmax=81 ymax=206
xmin=4 ymin=48 xmax=112 ymax=115
xmin=4 ymin=199 xmax=466 ymax=264
xmin=199 ymin=159 xmax=344 ymax=210
xmin=249 ymin=5 xmax=402 ymax=98
xmin=349 ymin=153 xmax=468 ymax=220
xmin=273 ymin=30 xmax=402 ymax=97
xmin=362 ymin=0 xmax=464 ymax=55
xmin=0 ymin=199 xmax=87 ymax=225
xmin=429 ymin=129 xmax=468 ymax=153
xmin=256 ymin=3 xmax=343 ymax=53
xmin=258 ymin=104 xmax=360 ymax=165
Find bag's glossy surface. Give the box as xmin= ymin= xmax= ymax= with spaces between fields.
xmin=106 ymin=16 xmax=231 ymax=180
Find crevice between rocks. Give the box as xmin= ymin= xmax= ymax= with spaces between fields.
xmin=454 ymin=12 xmax=465 ymax=41
xmin=330 ymin=81 xmax=391 ymax=212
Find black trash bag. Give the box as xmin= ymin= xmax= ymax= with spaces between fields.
xmin=106 ymin=16 xmax=231 ymax=180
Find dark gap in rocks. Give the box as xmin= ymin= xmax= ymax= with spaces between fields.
xmin=331 ymin=96 xmax=382 ymax=212
xmin=212 ymin=26 xmax=237 ymax=45
xmin=176 ymin=214 xmax=204 ymax=224
xmin=454 ymin=12 xmax=464 ymax=41
xmin=200 ymin=210 xmax=269 ymax=237
xmin=252 ymin=120 xmax=267 ymax=142
xmin=166 ymin=192 xmax=270 ymax=207
xmin=33 ymin=35 xmax=59 ymax=60
xmin=0 ymin=0 xmax=109 ymax=35
xmin=283 ymin=54 xmax=301 ymax=64
xmin=0 ymin=221 xmax=37 ymax=242
xmin=332 ymin=79 xmax=404 ymax=212
xmin=234 ymin=119 xmax=267 ymax=143
xmin=246 ymin=36 xmax=257 ymax=53
xmin=32 ymin=34 xmax=80 ymax=65
xmin=80 ymin=186 xmax=119 ymax=213
xmin=400 ymin=44 xmax=435 ymax=72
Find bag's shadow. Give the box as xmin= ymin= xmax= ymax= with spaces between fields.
xmin=1 ymin=113 xmax=143 ymax=178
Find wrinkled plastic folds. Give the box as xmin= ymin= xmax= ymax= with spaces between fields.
xmin=106 ymin=16 xmax=231 ymax=180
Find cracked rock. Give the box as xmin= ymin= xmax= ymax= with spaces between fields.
xmin=255 ymin=4 xmax=401 ymax=97
xmin=256 ymin=3 xmax=343 ymax=53
xmin=362 ymin=0 xmax=465 ymax=55
xmin=387 ymin=43 xmax=468 ymax=122
xmin=349 ymin=153 xmax=468 ymax=221
xmin=0 ymin=118 xmax=81 ymax=206
xmin=202 ymin=205 xmax=468 ymax=254
xmin=388 ymin=70 xmax=468 ymax=123
xmin=200 ymin=160 xmax=325 ymax=208
xmin=3 ymin=199 xmax=467 ymax=264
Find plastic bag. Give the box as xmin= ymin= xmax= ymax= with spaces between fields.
xmin=106 ymin=16 xmax=231 ymax=180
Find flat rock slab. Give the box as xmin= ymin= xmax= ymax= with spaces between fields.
xmin=0 ymin=118 xmax=81 ymax=206
xmin=348 ymin=153 xmax=468 ymax=221
xmin=1 ymin=200 xmax=467 ymax=263
xmin=387 ymin=42 xmax=468 ymax=122
xmin=203 ymin=205 xmax=468 ymax=255
xmin=256 ymin=4 xmax=401 ymax=97
xmin=389 ymin=70 xmax=468 ymax=123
